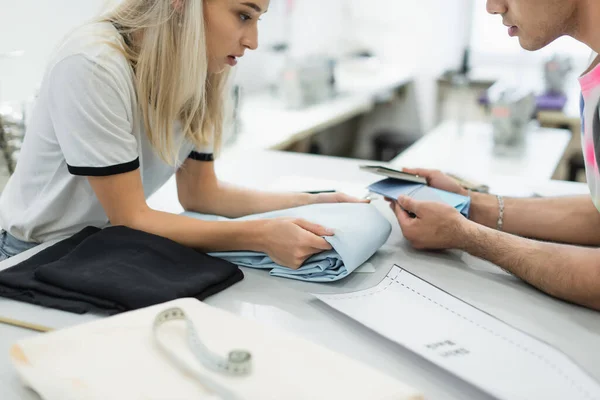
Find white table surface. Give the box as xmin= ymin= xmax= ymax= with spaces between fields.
xmin=390 ymin=120 xmax=572 ymax=181
xmin=225 ymin=92 xmax=374 ymax=154
xmin=224 ymin=70 xmax=414 ymax=156
xmin=2 ymin=150 xmax=599 ymax=400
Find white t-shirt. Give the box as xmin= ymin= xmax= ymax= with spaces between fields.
xmin=0 ymin=22 xmax=213 ymax=243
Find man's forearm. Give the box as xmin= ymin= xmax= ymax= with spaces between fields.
xmin=469 ymin=193 xmax=600 ymax=246
xmin=459 ymin=222 xmax=600 ymax=310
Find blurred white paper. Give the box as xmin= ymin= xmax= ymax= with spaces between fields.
xmin=268 ymin=176 xmax=369 ymax=199
xmin=315 ymin=266 xmax=600 ymax=400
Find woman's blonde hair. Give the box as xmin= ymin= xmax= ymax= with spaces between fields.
xmin=100 ymin=0 xmax=231 ymax=164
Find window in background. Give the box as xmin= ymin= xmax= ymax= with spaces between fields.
xmin=0 ymin=0 xmax=108 ymax=103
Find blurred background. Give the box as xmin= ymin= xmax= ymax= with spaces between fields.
xmin=0 ymin=0 xmax=591 ymax=192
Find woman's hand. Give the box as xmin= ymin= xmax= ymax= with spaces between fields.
xmin=311 ymin=192 xmax=370 ymax=204
xmin=257 ymin=218 xmax=334 ymax=269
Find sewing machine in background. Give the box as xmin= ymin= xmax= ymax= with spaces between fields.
xmin=0 ymin=103 xmax=26 ymax=174
xmin=487 ymin=82 xmax=536 ymax=156
xmin=535 ymin=54 xmax=572 ymax=112
xmin=478 ymin=54 xmax=573 ymax=115
xmin=278 ymin=55 xmax=337 ymax=110
xmin=544 ymin=55 xmax=572 ymax=95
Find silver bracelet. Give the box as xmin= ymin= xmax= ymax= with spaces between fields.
xmin=496 ymin=195 xmax=505 ymax=231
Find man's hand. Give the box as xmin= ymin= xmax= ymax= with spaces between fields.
xmin=403 ymin=168 xmax=468 ymax=196
xmin=389 ymin=195 xmax=472 ymax=250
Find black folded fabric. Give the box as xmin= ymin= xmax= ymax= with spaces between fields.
xmin=0 ymin=226 xmax=243 ymax=315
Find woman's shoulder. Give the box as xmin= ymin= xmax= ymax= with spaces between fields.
xmin=48 ymin=21 xmax=132 ymax=79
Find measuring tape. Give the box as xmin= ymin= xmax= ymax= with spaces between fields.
xmin=153 ymin=307 xmax=253 ymax=400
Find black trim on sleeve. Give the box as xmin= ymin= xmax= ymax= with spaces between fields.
xmin=188 ymin=151 xmax=214 ymax=162
xmin=67 ymin=158 xmax=140 ymax=177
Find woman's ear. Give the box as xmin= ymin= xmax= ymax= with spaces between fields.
xmin=172 ymin=0 xmax=184 ymax=12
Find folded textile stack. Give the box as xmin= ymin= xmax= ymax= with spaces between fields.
xmin=183 ymin=203 xmax=392 ymax=282
xmin=0 ymin=226 xmax=243 ymax=314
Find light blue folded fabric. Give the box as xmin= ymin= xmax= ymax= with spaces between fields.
xmin=368 ymin=178 xmax=471 ymax=217
xmin=182 ymin=203 xmax=391 ymax=282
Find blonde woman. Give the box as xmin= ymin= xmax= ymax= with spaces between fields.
xmin=0 ymin=0 xmax=365 ymax=268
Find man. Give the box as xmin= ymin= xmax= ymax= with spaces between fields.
xmin=392 ymin=0 xmax=600 ymax=310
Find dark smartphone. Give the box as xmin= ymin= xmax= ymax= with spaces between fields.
xmin=359 ymin=165 xmax=427 ymax=185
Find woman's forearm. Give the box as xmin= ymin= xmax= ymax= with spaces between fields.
xmin=182 ymin=181 xmax=315 ymax=218
xmin=120 ymin=206 xmax=268 ymax=252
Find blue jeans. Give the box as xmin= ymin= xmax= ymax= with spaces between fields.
xmin=0 ymin=230 xmax=38 ymax=261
